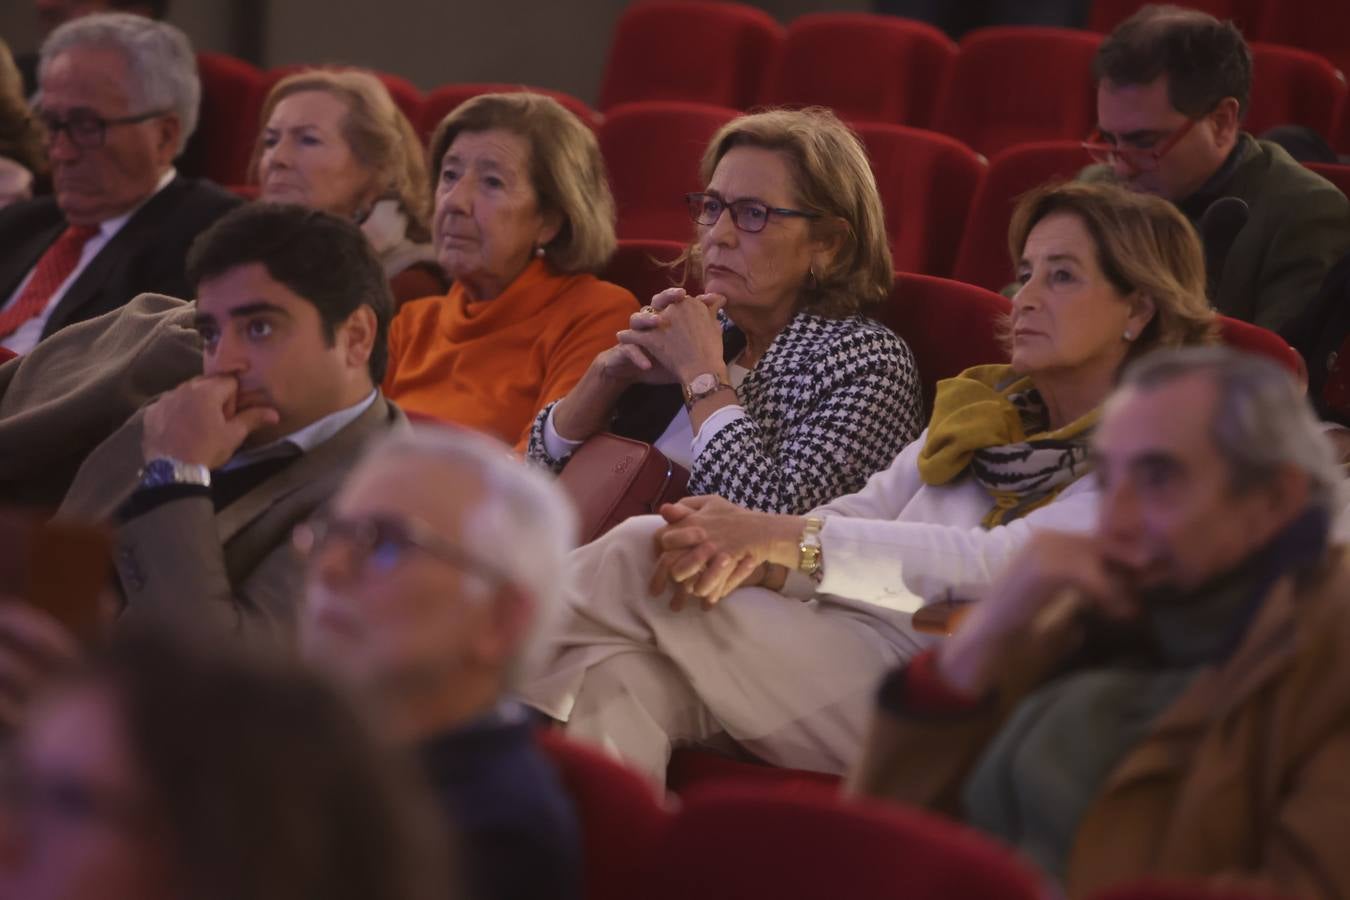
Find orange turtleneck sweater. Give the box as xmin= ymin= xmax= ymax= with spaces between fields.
xmin=383 ymin=259 xmax=637 ymax=449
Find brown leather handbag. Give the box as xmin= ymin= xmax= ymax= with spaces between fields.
xmin=557 ymin=433 xmax=690 ymax=543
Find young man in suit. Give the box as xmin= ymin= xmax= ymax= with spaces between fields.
xmin=0 ymin=12 xmax=237 ymax=355
xmin=58 ymin=202 xmax=404 ymax=643
xmin=1083 ymin=6 xmax=1350 ymax=338
xmin=297 ymin=427 xmax=583 ymax=900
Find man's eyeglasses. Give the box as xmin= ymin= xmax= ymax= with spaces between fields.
xmin=36 ymin=107 xmax=169 ymax=150
xmin=1081 ymin=117 xmax=1200 ymax=174
xmin=292 ymin=513 xmax=511 ymax=584
xmin=685 ymin=192 xmax=820 ymax=234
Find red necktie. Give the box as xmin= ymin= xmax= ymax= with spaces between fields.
xmin=0 ymin=224 xmax=101 ymax=339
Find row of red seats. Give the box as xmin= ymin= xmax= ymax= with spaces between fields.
xmin=539 ymin=730 xmax=1296 ymax=900
xmin=595 ymin=108 xmax=1350 ymax=291
xmin=193 ymin=13 xmax=1349 ymax=188
xmin=597 ymin=3 xmax=1350 ymax=156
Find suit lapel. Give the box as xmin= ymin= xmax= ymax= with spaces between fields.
xmin=215 ymin=395 xmax=405 ymax=545
xmin=43 ymin=176 xmax=186 ymax=336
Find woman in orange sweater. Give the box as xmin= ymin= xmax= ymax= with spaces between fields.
xmin=382 ymin=93 xmax=635 ymax=448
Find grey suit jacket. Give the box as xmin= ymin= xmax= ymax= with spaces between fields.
xmin=59 ymin=393 xmax=407 ymax=645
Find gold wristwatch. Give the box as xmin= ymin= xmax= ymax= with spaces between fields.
xmin=797 ymin=516 xmax=824 ymax=579
xmin=682 ymin=372 xmax=734 ymax=410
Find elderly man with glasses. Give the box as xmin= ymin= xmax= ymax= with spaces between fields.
xmin=1081 ymin=5 xmax=1350 ymax=340
xmin=297 ymin=426 xmax=583 ymax=900
xmin=0 ymin=12 xmax=237 ymax=356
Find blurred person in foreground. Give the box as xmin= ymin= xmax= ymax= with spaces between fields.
xmin=852 ymin=346 xmax=1350 ymax=899
xmin=0 ymin=629 xmax=456 ymax=900
xmin=297 ymin=425 xmax=581 ymax=900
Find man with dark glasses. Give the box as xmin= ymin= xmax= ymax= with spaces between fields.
xmin=1083 ymin=5 xmax=1350 ymax=340
xmin=0 ymin=13 xmax=236 ymax=355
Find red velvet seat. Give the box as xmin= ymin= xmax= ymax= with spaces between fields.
xmin=643 ymin=784 xmax=1047 ymax=900
xmin=1304 ymin=161 xmax=1350 ymax=198
xmin=1246 ymin=43 xmax=1348 ymax=137
xmin=666 ymin=748 xmax=841 ymax=796
xmin=878 ymin=273 xmax=1013 ymax=412
xmin=1253 ymin=0 xmax=1350 ymax=84
xmin=599 ymin=101 xmax=738 ymax=242
xmin=1091 ymin=880 xmax=1297 ymax=900
xmin=854 ymin=123 xmax=987 ymax=277
xmin=535 ymin=730 xmax=669 ymax=900
xmin=193 ymin=52 xmax=266 ymax=186
xmin=1217 ymin=315 xmax=1308 ymax=384
xmin=1087 ymin=0 xmax=1266 ymax=35
xmin=952 ymin=140 xmax=1093 ymax=292
xmin=762 ymin=13 xmax=957 ymax=129
xmin=420 ymin=83 xmax=599 ymax=138
xmin=934 ymin=27 xmax=1102 ymax=157
xmin=261 ymin=66 xmax=424 ymax=137
xmin=604 ymin=239 xmax=688 ymax=307
xmin=599 ymin=1 xmax=783 ymax=111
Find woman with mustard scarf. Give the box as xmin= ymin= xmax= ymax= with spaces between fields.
xmin=521 ymin=181 xmax=1219 ymax=784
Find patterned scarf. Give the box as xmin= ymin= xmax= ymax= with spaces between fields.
xmin=917 ymin=365 xmax=1098 ymax=527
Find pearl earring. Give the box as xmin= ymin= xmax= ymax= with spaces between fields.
xmin=1123 ymin=329 xmax=1134 ymax=341
xmin=534 ymin=246 xmax=546 ymax=258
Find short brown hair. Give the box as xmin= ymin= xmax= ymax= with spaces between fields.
xmin=1008 ymin=180 xmax=1218 ymax=361
xmin=428 ymin=93 xmax=616 ymax=274
xmin=1094 ymin=5 xmax=1252 ymax=118
xmin=250 ymin=69 xmax=431 ymax=242
xmin=688 ymin=107 xmax=894 ymax=318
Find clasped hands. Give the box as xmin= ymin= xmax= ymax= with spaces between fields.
xmin=598 ymin=288 xmax=728 ymax=386
xmin=141 ymin=375 xmax=281 ymax=469
xmin=647 ymin=495 xmax=806 ymax=611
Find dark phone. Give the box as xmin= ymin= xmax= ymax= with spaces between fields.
xmin=0 ymin=511 xmax=112 ymax=645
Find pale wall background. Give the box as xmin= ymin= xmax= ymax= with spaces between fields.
xmin=0 ymin=0 xmax=867 ymax=105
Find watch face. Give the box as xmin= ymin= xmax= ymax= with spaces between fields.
xmin=689 ymin=373 xmax=719 ymax=393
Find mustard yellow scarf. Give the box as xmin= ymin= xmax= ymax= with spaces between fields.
xmin=917 ymin=365 xmax=1098 ymax=527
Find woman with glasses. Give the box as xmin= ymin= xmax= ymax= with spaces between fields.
xmin=0 ymin=630 xmax=457 ymax=900
xmin=249 ymin=69 xmax=447 ymax=307
xmin=527 ymin=107 xmax=922 ymax=515
xmin=522 ymin=181 xmax=1219 ymax=784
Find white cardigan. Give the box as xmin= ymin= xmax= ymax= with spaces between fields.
xmin=783 ymin=429 xmax=1102 ymax=614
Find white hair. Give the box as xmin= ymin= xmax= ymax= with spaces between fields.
xmin=365 ymin=426 xmax=579 ymax=680
xmin=1120 ymin=345 xmax=1345 ymax=515
xmin=39 ymin=12 xmax=200 ymax=153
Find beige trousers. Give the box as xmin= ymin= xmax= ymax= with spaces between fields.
xmin=520 ymin=515 xmax=926 ymax=783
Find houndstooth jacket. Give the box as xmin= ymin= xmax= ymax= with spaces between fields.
xmin=526 ymin=311 xmax=923 ymax=514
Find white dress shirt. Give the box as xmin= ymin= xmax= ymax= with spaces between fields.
xmin=219 ymin=389 xmax=379 ymax=472
xmin=1 ymin=168 xmax=177 ymax=355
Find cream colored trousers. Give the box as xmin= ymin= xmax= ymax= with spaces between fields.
xmin=520 ymin=515 xmax=926 ymax=783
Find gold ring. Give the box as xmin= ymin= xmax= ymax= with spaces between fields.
xmin=639 ymin=305 xmax=658 ymax=315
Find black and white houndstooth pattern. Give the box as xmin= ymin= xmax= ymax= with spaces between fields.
xmin=526 ymin=311 xmax=922 ymax=515
xmin=687 ymin=312 xmax=921 ymax=513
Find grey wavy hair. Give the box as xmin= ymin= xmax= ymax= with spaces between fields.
xmin=39 ymin=12 xmax=199 ymax=153
xmin=1119 ymin=346 xmax=1344 ymax=515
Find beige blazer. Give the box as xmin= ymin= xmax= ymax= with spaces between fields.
xmin=851 ymin=548 xmax=1350 ymax=900
xmin=59 ymin=394 xmax=406 ymax=645
xmin=0 ymin=293 xmax=201 ymax=508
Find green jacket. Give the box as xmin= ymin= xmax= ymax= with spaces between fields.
xmin=1084 ymin=136 xmax=1350 ymax=338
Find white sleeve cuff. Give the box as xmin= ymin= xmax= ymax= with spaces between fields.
xmin=691 ymin=404 xmax=747 ymax=460
xmin=542 ymin=406 xmax=585 ymax=461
